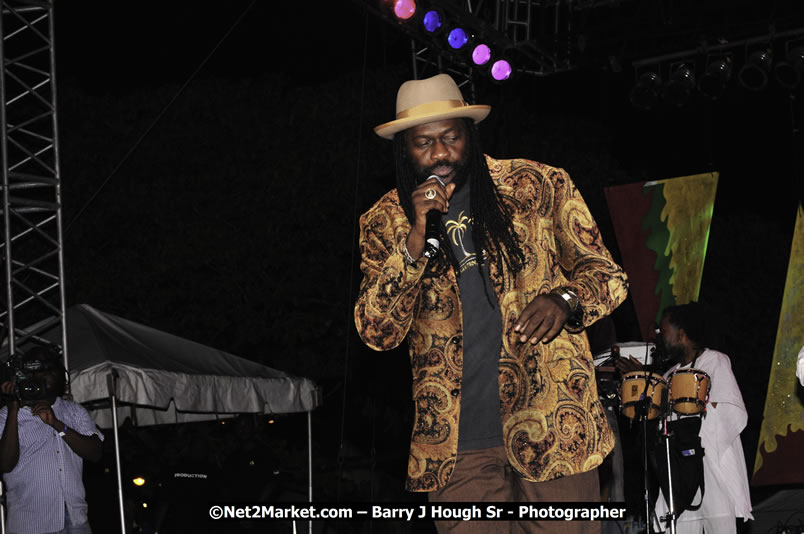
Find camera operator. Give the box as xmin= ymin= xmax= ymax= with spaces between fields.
xmin=0 ymin=346 xmax=103 ymax=534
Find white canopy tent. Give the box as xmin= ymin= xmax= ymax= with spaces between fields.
xmin=63 ymin=304 xmax=319 ymax=425
xmin=41 ymin=304 xmax=320 ymax=533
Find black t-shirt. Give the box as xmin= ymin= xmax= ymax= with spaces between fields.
xmin=443 ymin=183 xmax=503 ymax=450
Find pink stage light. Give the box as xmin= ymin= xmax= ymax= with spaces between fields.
xmin=393 ymin=0 xmax=416 ymax=20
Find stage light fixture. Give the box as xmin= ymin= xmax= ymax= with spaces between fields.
xmin=422 ymin=9 xmax=443 ymax=33
xmin=447 ymin=27 xmax=469 ymax=50
xmin=738 ymin=50 xmax=772 ymax=91
xmin=393 ymin=0 xmax=417 ymax=20
xmin=133 ymin=477 xmax=146 ymax=487
xmin=774 ymin=46 xmax=804 ymax=89
xmin=471 ymin=43 xmax=492 ymax=66
xmin=664 ymin=65 xmax=695 ymax=107
xmin=630 ymin=72 xmax=662 ymax=111
xmin=698 ymin=58 xmax=732 ymax=100
xmin=490 ymin=58 xmax=513 ymax=81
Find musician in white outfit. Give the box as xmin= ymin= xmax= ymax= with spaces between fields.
xmin=654 ymin=303 xmax=753 ymax=534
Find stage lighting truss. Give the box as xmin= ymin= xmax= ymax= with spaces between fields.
xmin=412 ymin=16 xmax=517 ymax=85
xmin=629 ymin=27 xmax=804 ymax=109
xmin=381 ymin=0 xmax=568 ymax=83
xmin=0 ymin=0 xmax=68 ymax=359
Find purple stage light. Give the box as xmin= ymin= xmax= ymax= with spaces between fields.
xmin=447 ymin=28 xmax=469 ymax=49
xmin=422 ymin=10 xmax=442 ymax=32
xmin=491 ymin=59 xmax=512 ymax=81
xmin=472 ymin=44 xmax=491 ymax=66
xmin=393 ymin=0 xmax=416 ymax=20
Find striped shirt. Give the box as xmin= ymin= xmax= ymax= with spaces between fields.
xmin=0 ymin=397 xmax=104 ymax=534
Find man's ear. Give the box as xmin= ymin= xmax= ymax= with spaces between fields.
xmin=678 ymin=327 xmax=690 ymax=346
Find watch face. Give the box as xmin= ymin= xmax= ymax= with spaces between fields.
xmin=560 ymin=291 xmax=578 ymax=310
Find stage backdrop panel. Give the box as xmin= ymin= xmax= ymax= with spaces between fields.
xmin=753 ymin=204 xmax=804 ymax=485
xmin=604 ymin=173 xmax=718 ymax=339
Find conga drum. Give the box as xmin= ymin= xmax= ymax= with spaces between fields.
xmin=619 ymin=371 xmax=667 ymax=419
xmin=668 ymin=368 xmax=711 ymax=415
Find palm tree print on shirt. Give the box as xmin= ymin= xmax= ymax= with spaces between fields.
xmin=446 ymin=211 xmax=477 ymax=273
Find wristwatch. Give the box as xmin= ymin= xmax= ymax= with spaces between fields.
xmin=550 ymin=286 xmax=584 ymax=331
xmin=58 ymin=425 xmax=68 ymax=438
xmin=550 ymin=287 xmax=580 ymax=313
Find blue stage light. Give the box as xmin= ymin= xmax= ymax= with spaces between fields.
xmin=447 ymin=28 xmax=469 ymax=50
xmin=422 ymin=10 xmax=442 ymax=32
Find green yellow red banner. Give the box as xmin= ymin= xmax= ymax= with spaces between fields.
xmin=753 ymin=204 xmax=804 ymax=485
xmin=604 ymin=173 xmax=719 ymax=339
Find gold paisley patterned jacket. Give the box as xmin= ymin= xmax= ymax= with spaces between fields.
xmin=354 ymin=157 xmax=629 ymax=492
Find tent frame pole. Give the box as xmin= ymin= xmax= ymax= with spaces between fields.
xmin=308 ymin=410 xmax=313 ymax=534
xmin=108 ymin=373 xmax=127 ymax=534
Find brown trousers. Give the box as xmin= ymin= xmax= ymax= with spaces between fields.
xmin=428 ymin=445 xmax=602 ymax=534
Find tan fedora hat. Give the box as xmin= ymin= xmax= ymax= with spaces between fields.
xmin=374 ymin=74 xmax=491 ymax=139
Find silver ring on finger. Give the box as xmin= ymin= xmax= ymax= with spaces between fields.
xmin=425 ymin=189 xmax=436 ymax=200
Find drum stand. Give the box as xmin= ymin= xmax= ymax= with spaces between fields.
xmin=658 ymin=415 xmax=678 ymax=534
xmin=633 ymin=371 xmax=677 ymax=534
xmin=635 ymin=387 xmax=655 ymax=533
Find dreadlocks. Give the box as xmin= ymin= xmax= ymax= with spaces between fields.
xmin=393 ymin=118 xmax=525 ymax=281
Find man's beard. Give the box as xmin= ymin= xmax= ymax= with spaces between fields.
xmin=665 ymin=342 xmax=687 ymax=364
xmin=416 ymin=158 xmax=469 ymax=190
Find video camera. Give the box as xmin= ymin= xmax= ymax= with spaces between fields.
xmin=0 ymin=346 xmax=64 ymax=405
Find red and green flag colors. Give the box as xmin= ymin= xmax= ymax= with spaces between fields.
xmin=604 ymin=172 xmax=718 ymax=339
xmin=753 ymin=204 xmax=804 ymax=485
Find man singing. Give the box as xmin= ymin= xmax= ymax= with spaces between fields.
xmin=354 ymin=73 xmax=629 ymax=533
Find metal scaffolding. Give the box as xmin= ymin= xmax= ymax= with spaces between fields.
xmin=408 ymin=0 xmax=573 ymax=90
xmin=392 ymin=0 xmax=804 ymax=92
xmin=0 ymin=0 xmax=67 ymax=361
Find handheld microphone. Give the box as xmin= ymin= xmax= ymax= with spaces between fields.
xmin=423 ymin=175 xmax=446 ymax=259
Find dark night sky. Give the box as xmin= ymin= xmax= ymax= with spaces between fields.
xmin=44 ymin=0 xmax=803 ymax=512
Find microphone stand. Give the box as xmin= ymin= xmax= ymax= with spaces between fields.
xmin=639 ymin=345 xmax=667 ymax=534
xmin=644 ymin=335 xmax=678 ymax=534
xmin=636 ymin=369 xmax=655 ymax=533
xmin=647 ymin=332 xmax=667 ymax=533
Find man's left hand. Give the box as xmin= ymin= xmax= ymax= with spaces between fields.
xmin=614 ymin=356 xmax=643 ymax=375
xmin=514 ymin=293 xmax=570 ymax=345
xmin=30 ymin=402 xmax=63 ymax=431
